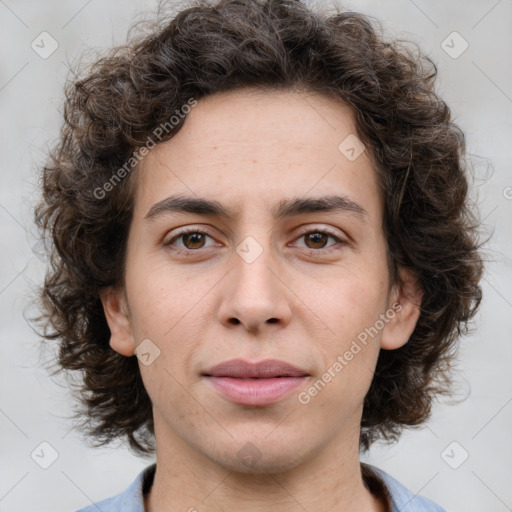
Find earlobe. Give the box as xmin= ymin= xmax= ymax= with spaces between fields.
xmin=99 ymin=286 xmax=136 ymax=357
xmin=380 ymin=268 xmax=422 ymax=350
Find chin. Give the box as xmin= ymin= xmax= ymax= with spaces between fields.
xmin=211 ymin=437 xmax=310 ymax=475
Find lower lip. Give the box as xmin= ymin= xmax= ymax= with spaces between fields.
xmin=205 ymin=376 xmax=308 ymax=406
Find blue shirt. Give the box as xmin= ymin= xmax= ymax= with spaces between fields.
xmin=75 ymin=463 xmax=446 ymax=511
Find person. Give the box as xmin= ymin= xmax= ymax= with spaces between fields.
xmin=34 ymin=0 xmax=483 ymax=510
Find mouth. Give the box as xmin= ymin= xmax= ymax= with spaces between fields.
xmin=201 ymin=358 xmax=310 ymax=406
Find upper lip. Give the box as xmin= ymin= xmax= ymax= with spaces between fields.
xmin=202 ymin=358 xmax=309 ymax=378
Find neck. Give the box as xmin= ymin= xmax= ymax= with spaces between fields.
xmin=144 ymin=420 xmax=385 ymax=512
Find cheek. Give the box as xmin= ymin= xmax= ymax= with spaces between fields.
xmin=125 ymin=253 xmax=196 ymax=332
xmin=125 ymin=260 xmax=212 ymax=371
xmin=310 ymin=276 xmax=387 ymax=409
xmin=317 ymin=261 xmax=388 ymax=332
xmin=305 ymin=262 xmax=389 ymax=387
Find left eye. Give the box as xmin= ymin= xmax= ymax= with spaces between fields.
xmin=165 ymin=229 xmax=344 ymax=252
xmin=293 ymin=230 xmax=344 ymax=250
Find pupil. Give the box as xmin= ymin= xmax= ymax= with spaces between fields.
xmin=307 ymin=233 xmax=326 ymax=248
xmin=186 ymin=233 xmax=204 ymax=248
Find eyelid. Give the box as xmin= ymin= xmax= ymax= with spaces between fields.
xmin=293 ymin=224 xmax=345 ymax=239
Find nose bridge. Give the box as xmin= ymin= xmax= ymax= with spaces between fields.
xmin=232 ymin=230 xmax=278 ymax=297
xmin=230 ymin=206 xmax=278 ymax=274
xmin=217 ymin=225 xmax=292 ymax=331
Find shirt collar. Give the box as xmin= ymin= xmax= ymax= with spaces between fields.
xmin=96 ymin=462 xmax=444 ymax=512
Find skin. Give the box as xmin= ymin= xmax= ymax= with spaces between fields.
xmin=101 ymin=88 xmax=421 ymax=511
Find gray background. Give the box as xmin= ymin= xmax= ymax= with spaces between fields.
xmin=0 ymin=0 xmax=511 ymax=511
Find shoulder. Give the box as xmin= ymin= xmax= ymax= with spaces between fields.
xmin=75 ymin=494 xmax=119 ymax=512
xmin=363 ymin=463 xmax=447 ymax=512
xmin=73 ymin=464 xmax=156 ymax=512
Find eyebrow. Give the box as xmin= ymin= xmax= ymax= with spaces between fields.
xmin=144 ymin=194 xmax=368 ymax=222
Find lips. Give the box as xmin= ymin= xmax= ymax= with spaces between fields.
xmin=202 ymin=359 xmax=309 ymax=406
xmin=202 ymin=358 xmax=309 ymax=378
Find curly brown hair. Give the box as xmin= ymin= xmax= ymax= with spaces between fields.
xmin=34 ymin=0 xmax=483 ymax=455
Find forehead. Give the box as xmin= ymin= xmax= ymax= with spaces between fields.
xmin=134 ymin=88 xmax=382 ymax=223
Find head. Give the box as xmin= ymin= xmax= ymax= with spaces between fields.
xmin=35 ymin=0 xmax=483 ymax=463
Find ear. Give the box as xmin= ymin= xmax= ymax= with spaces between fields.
xmin=380 ymin=268 xmax=422 ymax=350
xmin=99 ymin=286 xmax=136 ymax=357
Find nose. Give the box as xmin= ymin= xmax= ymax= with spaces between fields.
xmin=216 ymin=237 xmax=292 ymax=334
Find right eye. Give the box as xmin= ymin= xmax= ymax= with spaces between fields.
xmin=164 ymin=228 xmax=219 ymax=252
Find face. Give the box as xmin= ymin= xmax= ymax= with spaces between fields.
xmin=102 ymin=88 xmax=420 ymax=473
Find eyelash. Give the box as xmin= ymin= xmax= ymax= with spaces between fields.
xmin=164 ymin=227 xmax=347 ymax=254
